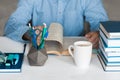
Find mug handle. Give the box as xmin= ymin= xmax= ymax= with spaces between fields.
xmin=68 ymin=45 xmax=74 ymax=57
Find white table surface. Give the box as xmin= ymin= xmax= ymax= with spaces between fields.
xmin=0 ymin=37 xmax=120 ymax=80
xmin=1 ymin=53 xmax=120 ymax=80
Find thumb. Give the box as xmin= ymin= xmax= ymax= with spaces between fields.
xmin=85 ymin=33 xmax=91 ymax=38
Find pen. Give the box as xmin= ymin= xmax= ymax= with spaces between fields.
xmin=29 ymin=23 xmax=31 ymax=28
xmin=39 ymin=23 xmax=47 ymax=49
xmin=29 ymin=24 xmax=38 ymax=49
xmin=32 ymin=28 xmax=38 ymax=48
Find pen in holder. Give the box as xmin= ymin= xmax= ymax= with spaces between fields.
xmin=27 ymin=23 xmax=48 ymax=66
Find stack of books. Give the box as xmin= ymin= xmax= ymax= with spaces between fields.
xmin=98 ymin=21 xmax=120 ymax=72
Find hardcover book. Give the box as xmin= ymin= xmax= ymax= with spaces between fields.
xmin=0 ymin=53 xmax=24 ymax=73
xmin=99 ymin=29 xmax=120 ymax=47
xmin=99 ymin=38 xmax=120 ymax=57
xmin=0 ymin=44 xmax=26 ymax=73
xmin=98 ymin=48 xmax=120 ymax=66
xmin=98 ymin=54 xmax=120 ymax=72
xmin=98 ymin=52 xmax=120 ymax=66
xmin=100 ymin=21 xmax=120 ymax=38
xmin=99 ymin=48 xmax=120 ymax=62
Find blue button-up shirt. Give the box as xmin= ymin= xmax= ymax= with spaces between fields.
xmin=4 ymin=0 xmax=108 ymax=43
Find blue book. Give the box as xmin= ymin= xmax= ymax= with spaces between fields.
xmin=98 ymin=49 xmax=120 ymax=66
xmin=99 ymin=29 xmax=120 ymax=47
xmin=99 ymin=38 xmax=120 ymax=57
xmin=99 ymin=48 xmax=120 ymax=62
xmin=0 ymin=44 xmax=26 ymax=73
xmin=100 ymin=21 xmax=120 ymax=38
xmin=97 ymin=54 xmax=120 ymax=72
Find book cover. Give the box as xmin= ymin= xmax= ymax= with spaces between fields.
xmin=100 ymin=21 xmax=120 ymax=38
xmin=98 ymin=49 xmax=120 ymax=66
xmin=99 ymin=38 xmax=120 ymax=57
xmin=98 ymin=54 xmax=120 ymax=72
xmin=0 ymin=53 xmax=24 ymax=73
xmin=99 ymin=29 xmax=120 ymax=47
xmin=0 ymin=44 xmax=26 ymax=73
xmin=99 ymin=47 xmax=120 ymax=62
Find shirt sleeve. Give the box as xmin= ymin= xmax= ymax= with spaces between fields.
xmin=4 ymin=0 xmax=34 ymax=43
xmin=83 ymin=0 xmax=109 ymax=31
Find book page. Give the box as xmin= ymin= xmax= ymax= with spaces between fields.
xmin=46 ymin=23 xmax=63 ymax=45
xmin=45 ymin=23 xmax=88 ymax=56
xmin=45 ymin=23 xmax=63 ymax=55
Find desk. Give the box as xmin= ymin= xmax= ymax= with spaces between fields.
xmin=0 ymin=37 xmax=120 ymax=80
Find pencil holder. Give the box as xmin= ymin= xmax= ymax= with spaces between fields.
xmin=27 ymin=46 xmax=48 ymax=66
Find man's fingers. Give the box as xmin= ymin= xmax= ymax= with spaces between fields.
xmin=93 ymin=42 xmax=99 ymax=49
xmin=92 ymin=38 xmax=99 ymax=48
xmin=85 ymin=32 xmax=92 ymax=38
xmin=85 ymin=31 xmax=99 ymax=49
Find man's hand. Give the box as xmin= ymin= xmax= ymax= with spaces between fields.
xmin=22 ymin=26 xmax=43 ymax=45
xmin=85 ymin=31 xmax=99 ymax=49
xmin=34 ymin=26 xmax=43 ymax=46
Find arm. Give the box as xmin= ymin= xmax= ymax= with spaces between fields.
xmin=83 ymin=0 xmax=109 ymax=49
xmin=4 ymin=0 xmax=34 ymax=43
xmin=83 ymin=0 xmax=109 ymax=31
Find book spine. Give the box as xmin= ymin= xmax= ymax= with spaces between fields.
xmin=99 ymin=48 xmax=120 ymax=62
xmin=100 ymin=24 xmax=110 ymax=38
xmin=99 ymin=29 xmax=120 ymax=47
xmin=98 ymin=54 xmax=120 ymax=71
xmin=100 ymin=22 xmax=120 ymax=38
xmin=98 ymin=51 xmax=120 ymax=71
xmin=99 ymin=39 xmax=120 ymax=57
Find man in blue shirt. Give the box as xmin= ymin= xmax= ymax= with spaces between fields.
xmin=4 ymin=0 xmax=108 ymax=48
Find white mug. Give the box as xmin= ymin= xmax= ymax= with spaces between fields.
xmin=68 ymin=41 xmax=92 ymax=69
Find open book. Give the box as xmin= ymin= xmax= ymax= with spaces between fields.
xmin=45 ymin=23 xmax=63 ymax=55
xmin=45 ymin=23 xmax=87 ymax=55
